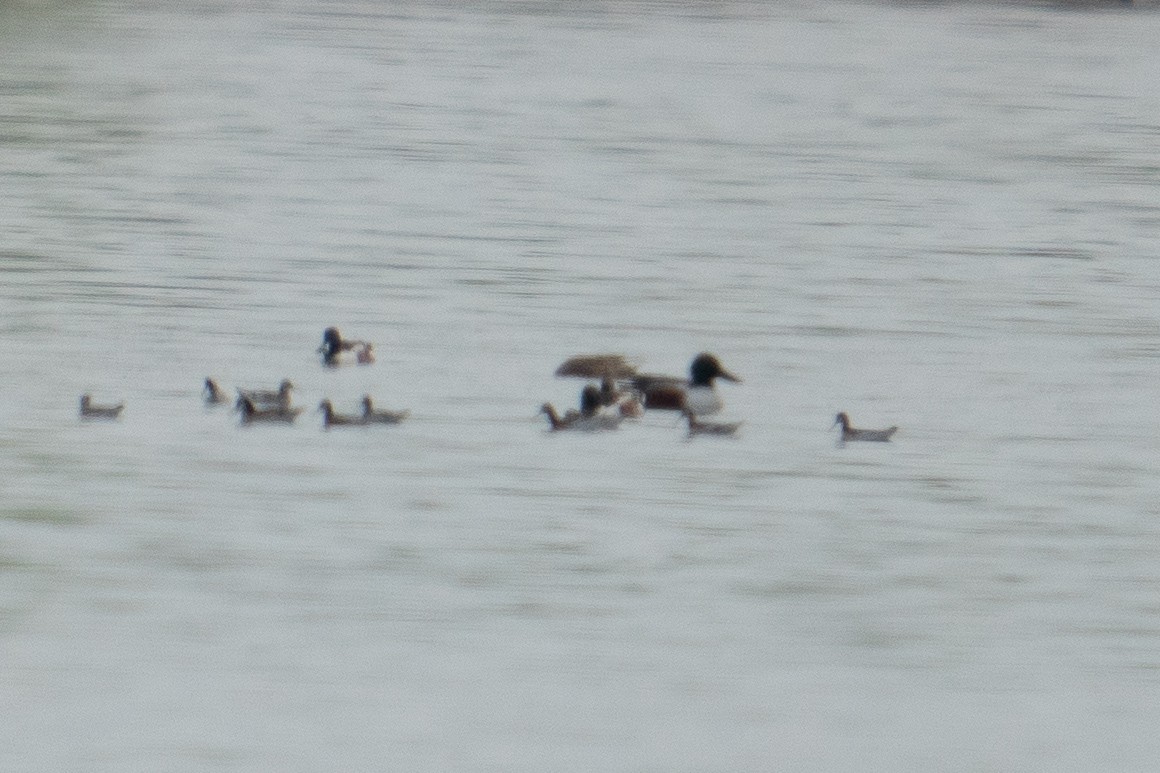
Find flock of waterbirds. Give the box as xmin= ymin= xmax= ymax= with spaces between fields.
xmin=205 ymin=379 xmax=409 ymax=428
xmin=78 ymin=329 xmax=898 ymax=442
xmin=79 ymin=327 xmax=407 ymax=430
xmin=538 ymin=353 xmax=897 ymax=442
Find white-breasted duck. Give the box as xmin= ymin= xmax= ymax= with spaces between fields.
xmin=631 ymin=353 xmax=740 ymax=415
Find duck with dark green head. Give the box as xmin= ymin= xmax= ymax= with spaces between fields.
xmin=319 ymin=327 xmax=371 ymax=367
xmin=631 ymin=353 xmax=740 ymax=415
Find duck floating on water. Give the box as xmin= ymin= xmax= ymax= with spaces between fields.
xmin=833 ymin=412 xmax=897 ymax=443
xmin=319 ymin=327 xmax=372 ymax=367
xmin=361 ymin=395 xmax=408 ymax=424
xmin=79 ymin=394 xmax=124 ymax=420
xmin=631 ymin=353 xmax=740 ymax=415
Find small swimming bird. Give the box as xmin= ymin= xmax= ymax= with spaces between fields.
xmin=236 ymin=395 xmax=302 ymax=424
xmin=237 ymin=379 xmax=294 ymax=408
xmin=356 ymin=343 xmax=375 ymax=365
xmin=833 ymin=412 xmax=897 ymax=443
xmin=203 ymin=378 xmax=228 ymax=405
xmin=540 ymin=403 xmax=579 ymax=430
xmin=319 ymin=327 xmax=370 ymax=367
xmin=361 ymin=395 xmax=408 ymax=424
xmin=683 ymin=408 xmax=742 ymax=437
xmin=541 ymin=384 xmax=623 ymax=432
xmin=79 ymin=394 xmax=124 ymax=420
xmin=318 ymin=399 xmax=365 ymax=428
xmin=631 ymin=353 xmax=740 ymax=415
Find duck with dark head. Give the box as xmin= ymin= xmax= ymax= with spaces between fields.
xmin=319 ymin=327 xmax=372 ymax=367
xmin=631 ymin=352 xmax=740 ymax=416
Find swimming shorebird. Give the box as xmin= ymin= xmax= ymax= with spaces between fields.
xmin=203 ymin=378 xmax=228 ymax=405
xmin=541 ymin=384 xmax=623 ymax=432
xmin=631 ymin=353 xmax=740 ymax=415
xmin=79 ymin=394 xmax=124 ymax=420
xmin=237 ymin=379 xmax=294 ymax=408
xmin=360 ymin=395 xmax=408 ymax=424
xmin=540 ymin=403 xmax=580 ymax=431
xmin=236 ymin=395 xmax=302 ymax=424
xmin=683 ymin=408 xmax=742 ymax=437
xmin=318 ymin=399 xmax=365 ymax=429
xmin=833 ymin=412 xmax=897 ymax=443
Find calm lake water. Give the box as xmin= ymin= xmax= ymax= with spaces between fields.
xmin=3 ymin=0 xmax=1160 ymax=769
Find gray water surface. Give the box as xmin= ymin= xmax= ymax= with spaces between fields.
xmin=3 ymin=0 xmax=1160 ymax=770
